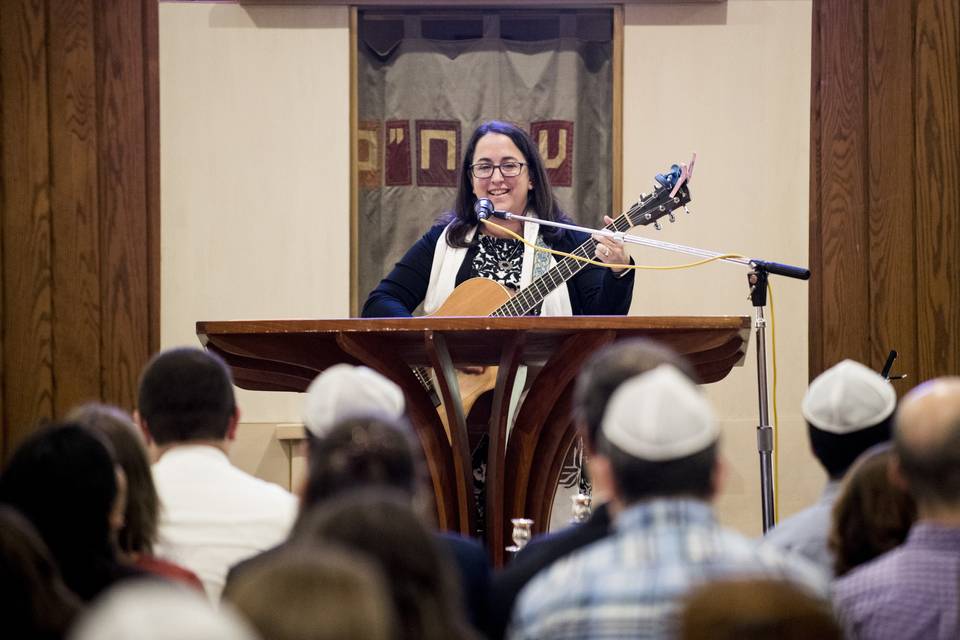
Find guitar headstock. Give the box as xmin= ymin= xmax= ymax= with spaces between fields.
xmin=618 ymin=154 xmax=695 ymax=230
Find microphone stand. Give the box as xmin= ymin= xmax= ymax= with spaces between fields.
xmin=482 ymin=209 xmax=810 ymax=532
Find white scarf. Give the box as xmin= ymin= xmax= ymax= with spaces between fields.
xmin=424 ymin=220 xmax=574 ymax=316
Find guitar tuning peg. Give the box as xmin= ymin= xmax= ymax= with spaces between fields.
xmin=684 ymin=205 xmax=691 ymax=215
xmin=668 ymin=212 xmax=676 ymax=223
xmin=654 ymin=220 xmax=662 ymax=231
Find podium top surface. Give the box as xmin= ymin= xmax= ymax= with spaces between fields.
xmin=197 ymin=316 xmax=750 ymax=391
xmin=197 ymin=315 xmax=749 ymax=335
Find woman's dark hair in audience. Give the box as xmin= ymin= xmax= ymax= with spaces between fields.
xmin=137 ymin=347 xmax=236 ymax=445
xmin=225 ymin=545 xmax=396 ymax=640
xmin=0 ymin=422 xmax=137 ymax=601
xmin=300 ymin=415 xmax=423 ymax=518
xmin=295 ymin=489 xmax=476 ymax=640
xmin=829 ymin=444 xmax=916 ymax=577
xmin=68 ymin=402 xmax=160 ymax=555
xmin=0 ymin=506 xmax=82 ymax=640
xmin=679 ymin=577 xmax=842 ymax=639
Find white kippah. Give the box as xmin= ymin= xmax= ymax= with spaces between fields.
xmin=601 ymin=364 xmax=718 ymax=461
xmin=303 ymin=364 xmax=405 ymax=438
xmin=801 ymin=359 xmax=896 ymax=434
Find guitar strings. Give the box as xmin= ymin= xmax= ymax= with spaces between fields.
xmin=478 ymin=218 xmax=749 ymax=271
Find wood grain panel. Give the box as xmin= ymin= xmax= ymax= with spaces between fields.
xmin=1 ymin=0 xmax=159 ymax=461
xmin=95 ymin=0 xmax=150 ymax=412
xmin=48 ymin=0 xmax=102 ymax=415
xmin=816 ymin=0 xmax=870 ymax=369
xmin=1 ymin=0 xmax=54 ymax=459
xmin=866 ymin=0 xmax=918 ymax=382
xmin=915 ymin=0 xmax=960 ymax=381
xmin=812 ymin=0 xmax=959 ymax=388
xmin=143 ymin=0 xmax=161 ymax=355
xmin=808 ymin=0 xmax=824 ymax=379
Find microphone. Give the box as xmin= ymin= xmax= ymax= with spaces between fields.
xmin=749 ymin=259 xmax=811 ymax=281
xmin=474 ymin=198 xmax=510 ymax=220
xmin=474 ymin=198 xmax=495 ymax=220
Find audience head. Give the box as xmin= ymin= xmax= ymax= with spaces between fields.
xmin=70 ymin=580 xmax=258 ymax=640
xmin=893 ymin=377 xmax=960 ymax=516
xmin=300 ymin=415 xmax=421 ymax=512
xmin=0 ymin=506 xmax=81 ymax=640
xmin=574 ymin=338 xmax=698 ymax=449
xmin=0 ymin=422 xmax=121 ymax=601
xmin=295 ymin=489 xmax=474 ymax=640
xmin=802 ymin=359 xmax=896 ymax=479
xmin=596 ymin=365 xmax=720 ymax=505
xmin=303 ymin=364 xmax=405 ymax=439
xmin=68 ymin=402 xmax=159 ymax=556
xmin=679 ymin=578 xmax=842 ymax=640
xmin=136 ymin=347 xmax=237 ymax=447
xmin=829 ymin=444 xmax=916 ymax=577
xmin=224 ymin=546 xmax=396 ymax=640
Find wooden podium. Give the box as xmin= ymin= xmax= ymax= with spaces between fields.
xmin=197 ymin=315 xmax=750 ymax=564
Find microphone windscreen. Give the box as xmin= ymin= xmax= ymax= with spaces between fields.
xmin=474 ymin=198 xmax=494 ymax=219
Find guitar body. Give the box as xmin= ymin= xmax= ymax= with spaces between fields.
xmin=431 ymin=277 xmax=513 ymax=317
xmin=417 ymin=162 xmax=694 ymax=441
xmin=429 ymin=278 xmax=512 ymax=435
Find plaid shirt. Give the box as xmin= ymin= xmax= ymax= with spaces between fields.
xmin=508 ymin=499 xmax=829 ymax=640
xmin=833 ymin=523 xmax=960 ymax=640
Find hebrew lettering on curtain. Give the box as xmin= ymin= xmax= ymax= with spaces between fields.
xmin=355 ymin=10 xmax=614 ymax=312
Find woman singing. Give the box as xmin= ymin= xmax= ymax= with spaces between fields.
xmin=362 ymin=120 xmax=634 ymax=318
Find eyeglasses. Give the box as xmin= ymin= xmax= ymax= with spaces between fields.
xmin=470 ymin=161 xmax=527 ymax=179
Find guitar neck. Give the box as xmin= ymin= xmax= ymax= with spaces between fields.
xmin=492 ymin=213 xmax=634 ymax=318
xmin=410 ymin=166 xmax=689 ymax=394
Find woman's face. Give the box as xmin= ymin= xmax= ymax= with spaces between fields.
xmin=470 ymin=132 xmax=533 ymax=217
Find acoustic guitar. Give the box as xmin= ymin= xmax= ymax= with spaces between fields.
xmin=417 ymin=162 xmax=694 ymax=440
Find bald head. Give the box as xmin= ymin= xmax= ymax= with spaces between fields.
xmin=894 ymin=377 xmax=960 ymax=511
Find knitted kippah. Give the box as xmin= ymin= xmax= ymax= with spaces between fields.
xmin=303 ymin=364 xmax=405 ymax=438
xmin=601 ymin=365 xmax=718 ymax=461
xmin=801 ymin=359 xmax=896 ymax=434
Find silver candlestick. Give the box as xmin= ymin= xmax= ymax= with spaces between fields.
xmin=505 ymin=518 xmax=534 ymax=554
xmin=570 ymin=493 xmax=592 ymax=524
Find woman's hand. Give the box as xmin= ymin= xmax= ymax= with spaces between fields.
xmin=457 ymin=365 xmax=486 ymax=375
xmin=592 ymin=216 xmax=630 ymax=273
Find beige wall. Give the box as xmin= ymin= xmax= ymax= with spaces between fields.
xmin=159 ymin=1 xmax=820 ymax=534
xmin=159 ymin=3 xmax=351 ymax=410
xmin=622 ymin=1 xmax=818 ymax=534
xmin=160 ymin=2 xmax=350 ymax=489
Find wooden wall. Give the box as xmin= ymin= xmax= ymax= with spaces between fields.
xmin=0 ymin=0 xmax=159 ymax=461
xmin=810 ymin=0 xmax=959 ymax=386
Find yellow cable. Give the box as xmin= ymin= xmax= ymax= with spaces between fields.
xmin=481 ymin=217 xmax=783 ymax=518
xmin=769 ymin=281 xmax=779 ymax=521
xmin=479 ymin=219 xmax=747 ymax=271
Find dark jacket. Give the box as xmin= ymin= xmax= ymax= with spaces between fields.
xmin=362 ymin=224 xmax=634 ymax=318
xmin=486 ymin=502 xmax=612 ymax=639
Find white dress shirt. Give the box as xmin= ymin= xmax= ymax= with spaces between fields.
xmin=153 ymin=445 xmax=298 ymax=601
